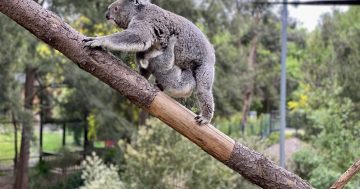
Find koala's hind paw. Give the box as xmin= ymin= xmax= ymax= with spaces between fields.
xmin=195 ymin=115 xmax=210 ymax=125
xmin=83 ymin=37 xmax=103 ymax=48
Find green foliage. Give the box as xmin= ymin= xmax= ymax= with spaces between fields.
xmin=120 ymin=119 xmax=262 ymax=189
xmin=266 ymin=132 xmax=293 ymax=146
xmin=0 ymin=131 xmax=19 ymax=159
xmin=53 ymin=148 xmax=82 ymax=169
xmin=41 ymin=132 xmax=77 ymax=153
xmin=216 ymin=113 xmax=275 ymax=139
xmin=309 ymin=166 xmax=341 ymax=189
xmin=30 ymin=171 xmax=83 ymax=189
xmin=295 ymin=85 xmax=360 ymax=163
xmin=285 ymin=8 xmax=360 ymax=188
xmin=0 ymin=130 xmax=77 ymax=160
xmin=29 ymin=158 xmax=83 ymax=189
xmin=100 ymin=147 xmax=125 ymax=166
xmin=292 ymin=147 xmax=322 ymax=181
xmin=80 ymin=153 xmax=125 ymax=189
xmin=33 ymin=161 xmax=51 ymax=176
xmin=292 ymin=146 xmax=359 ymax=189
xmin=291 ymin=73 xmax=360 ymax=186
xmin=215 ymin=113 xmax=242 ymax=138
xmin=290 ymin=84 xmax=360 ymax=188
xmin=87 ymin=113 xmax=97 ymax=140
xmin=50 ymin=173 xmax=83 ymax=189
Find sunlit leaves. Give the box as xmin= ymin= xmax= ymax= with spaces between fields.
xmin=80 ymin=153 xmax=125 ymax=189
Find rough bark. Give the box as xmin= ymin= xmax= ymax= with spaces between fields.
xmin=0 ymin=0 xmax=313 ymax=188
xmin=224 ymin=143 xmax=312 ymax=189
xmin=330 ymin=159 xmax=360 ymax=189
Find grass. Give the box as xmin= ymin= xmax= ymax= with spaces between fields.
xmin=41 ymin=132 xmax=77 ymax=153
xmin=0 ymin=130 xmax=81 ymax=160
xmin=0 ymin=132 xmax=19 ymax=160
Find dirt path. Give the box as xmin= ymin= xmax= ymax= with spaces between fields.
xmin=265 ymin=137 xmax=305 ymax=162
xmin=0 ymin=171 xmax=14 ymax=189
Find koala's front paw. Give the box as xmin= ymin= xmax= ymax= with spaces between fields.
xmin=195 ymin=115 xmax=210 ymax=125
xmin=83 ymin=37 xmax=104 ymax=48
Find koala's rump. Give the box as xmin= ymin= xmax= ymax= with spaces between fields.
xmin=172 ymin=22 xmax=215 ymax=70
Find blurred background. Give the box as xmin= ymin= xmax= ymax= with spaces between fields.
xmin=0 ymin=0 xmax=359 ymax=188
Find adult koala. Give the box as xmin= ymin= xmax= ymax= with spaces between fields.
xmin=84 ymin=0 xmax=216 ymax=125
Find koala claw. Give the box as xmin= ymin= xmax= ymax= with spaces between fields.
xmin=155 ymin=81 xmax=164 ymax=91
xmin=195 ymin=115 xmax=210 ymax=125
xmin=83 ymin=37 xmax=103 ymax=48
xmin=83 ymin=37 xmax=96 ymax=42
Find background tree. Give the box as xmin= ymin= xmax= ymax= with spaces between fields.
xmin=289 ymin=7 xmax=360 ymax=188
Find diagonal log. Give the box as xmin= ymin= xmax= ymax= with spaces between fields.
xmin=330 ymin=159 xmax=360 ymax=189
xmin=0 ymin=0 xmax=313 ymax=188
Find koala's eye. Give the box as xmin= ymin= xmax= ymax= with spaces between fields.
xmin=114 ymin=6 xmax=118 ymax=11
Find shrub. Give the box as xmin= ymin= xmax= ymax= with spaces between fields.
xmin=79 ymin=153 xmax=125 ymax=189
xmin=120 ymin=119 xmax=263 ymax=189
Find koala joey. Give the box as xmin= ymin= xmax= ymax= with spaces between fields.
xmin=84 ymin=0 xmax=215 ymax=125
xmin=137 ymin=36 xmax=196 ymax=98
xmin=136 ymin=36 xmax=171 ymax=71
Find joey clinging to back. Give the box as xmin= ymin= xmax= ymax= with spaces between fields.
xmin=84 ymin=0 xmax=216 ymax=125
xmin=137 ymin=36 xmax=196 ymax=99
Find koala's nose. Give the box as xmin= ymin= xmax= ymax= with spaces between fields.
xmin=105 ymin=10 xmax=110 ymax=20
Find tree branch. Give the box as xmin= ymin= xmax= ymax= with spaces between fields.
xmin=0 ymin=0 xmax=313 ymax=188
xmin=330 ymin=159 xmax=360 ymax=189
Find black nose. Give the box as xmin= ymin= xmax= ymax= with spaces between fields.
xmin=105 ymin=10 xmax=110 ymax=20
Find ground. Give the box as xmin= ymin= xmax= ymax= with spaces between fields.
xmin=0 ymin=126 xmax=78 ymax=160
xmin=265 ymin=137 xmax=306 ymax=163
xmin=0 ymin=171 xmax=13 ymax=189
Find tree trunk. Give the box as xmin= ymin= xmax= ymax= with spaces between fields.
xmin=83 ymin=112 xmax=93 ymax=157
xmin=11 ymin=111 xmax=18 ymax=172
xmin=241 ymin=36 xmax=258 ymax=132
xmin=138 ymin=109 xmax=148 ymax=126
xmin=14 ymin=66 xmax=36 ymax=189
xmin=0 ymin=0 xmax=313 ymax=188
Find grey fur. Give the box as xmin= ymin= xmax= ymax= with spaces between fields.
xmin=139 ymin=36 xmax=196 ymax=98
xmin=84 ymin=0 xmax=215 ymax=124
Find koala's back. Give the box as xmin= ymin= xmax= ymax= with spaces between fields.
xmin=138 ymin=4 xmax=215 ymax=69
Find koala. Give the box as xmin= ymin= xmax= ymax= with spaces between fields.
xmin=84 ymin=0 xmax=216 ymax=125
xmin=136 ymin=36 xmax=170 ymax=71
xmin=138 ymin=36 xmax=196 ymax=98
